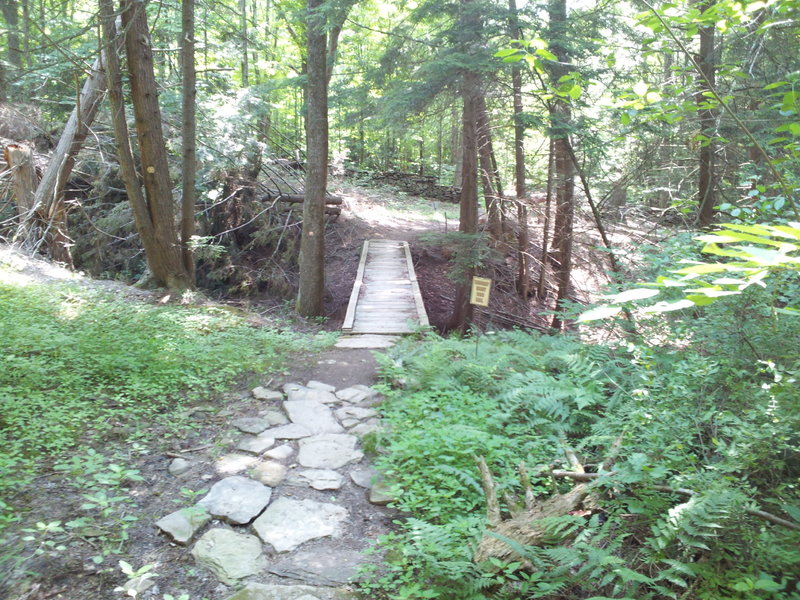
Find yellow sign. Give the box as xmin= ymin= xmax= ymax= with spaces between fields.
xmin=470 ymin=277 xmax=492 ymax=307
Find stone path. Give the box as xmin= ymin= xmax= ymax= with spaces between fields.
xmin=153 ymin=364 xmax=396 ymax=600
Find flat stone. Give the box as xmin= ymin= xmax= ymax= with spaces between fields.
xmin=215 ymin=453 xmax=259 ymax=475
xmin=232 ymin=417 xmax=271 ymax=435
xmin=306 ymin=380 xmax=336 ymax=393
xmin=284 ymin=401 xmax=344 ymax=435
xmin=369 ymin=480 xmax=394 ymax=506
xmin=198 ymin=476 xmax=272 ymax=524
xmin=252 ymin=387 xmax=284 ymax=402
xmin=298 ymin=434 xmax=363 ymax=469
xmin=334 ymin=387 xmax=369 ymax=403
xmin=236 ymin=433 xmax=276 ymax=455
xmin=260 ymin=407 xmax=290 ymax=426
xmin=191 ymin=528 xmax=266 ymax=585
xmin=263 ymin=444 xmax=295 ymax=461
xmin=253 ymin=497 xmax=348 ymax=553
xmin=156 ymin=506 xmax=211 ymax=545
xmin=334 ymin=335 xmax=398 ymax=349
xmin=334 ymin=407 xmax=377 ymax=421
xmin=286 ymin=469 xmax=344 ymax=490
xmin=251 ymin=461 xmax=288 ymax=486
xmin=349 ymin=467 xmax=379 ymax=489
xmin=349 ymin=420 xmax=381 ymax=437
xmin=168 ymin=458 xmax=191 ymax=476
xmin=225 ymin=583 xmax=341 ymax=600
xmin=266 ymin=423 xmax=312 ymax=440
xmin=287 ymin=388 xmax=338 ymax=404
xmin=340 ymin=418 xmax=359 ymax=429
xmin=283 ymin=382 xmax=305 ymax=394
xmin=269 ymin=547 xmax=364 ymax=586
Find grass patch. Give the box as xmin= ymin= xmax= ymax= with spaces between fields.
xmin=0 ymin=276 xmax=328 ymax=527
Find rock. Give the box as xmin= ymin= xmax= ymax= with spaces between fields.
xmin=286 ymin=469 xmax=344 ymax=490
xmin=334 ymin=335 xmax=398 ymax=349
xmin=232 ymin=417 xmax=271 ymax=435
xmin=252 ymin=387 xmax=283 ymax=402
xmin=198 ymin=476 xmax=272 ymax=524
xmin=287 ymin=387 xmax=338 ymax=404
xmin=283 ymin=382 xmax=305 ymax=394
xmin=260 ymin=407 xmax=290 ymax=426
xmin=306 ymin=380 xmax=336 ymax=393
xmin=156 ymin=506 xmax=211 ymax=545
xmin=253 ymin=497 xmax=348 ymax=553
xmin=224 ymin=583 xmax=341 ymax=600
xmin=340 ymin=418 xmax=359 ymax=429
xmin=349 ymin=420 xmax=381 ymax=437
xmin=369 ymin=480 xmax=394 ymax=506
xmin=215 ymin=453 xmax=259 ymax=475
xmin=265 ymin=423 xmax=312 ymax=440
xmin=168 ymin=458 xmax=192 ymax=476
xmin=251 ymin=461 xmax=288 ymax=486
xmin=334 ymin=407 xmax=377 ymax=421
xmin=298 ymin=434 xmax=363 ymax=469
xmin=269 ymin=547 xmax=364 ymax=586
xmin=263 ymin=444 xmax=295 ymax=461
xmin=334 ymin=387 xmax=369 ymax=403
xmin=236 ymin=433 xmax=276 ymax=455
xmin=191 ymin=528 xmax=266 ymax=585
xmin=349 ymin=467 xmax=378 ymax=489
xmin=284 ymin=401 xmax=344 ymax=435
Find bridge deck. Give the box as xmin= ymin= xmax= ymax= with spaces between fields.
xmin=342 ymin=239 xmax=429 ymax=335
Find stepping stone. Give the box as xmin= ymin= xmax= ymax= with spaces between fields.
xmin=215 ymin=453 xmax=259 ymax=475
xmin=286 ymin=469 xmax=344 ymax=490
xmin=284 ymin=400 xmax=344 ymax=435
xmin=155 ymin=506 xmax=211 ymax=545
xmin=265 ymin=423 xmax=312 ymax=440
xmin=225 ymin=583 xmax=339 ymax=600
xmin=264 ymin=444 xmax=295 ymax=461
xmin=253 ymin=497 xmax=348 ymax=553
xmin=349 ymin=420 xmax=381 ymax=437
xmin=250 ymin=461 xmax=288 ymax=486
xmin=369 ymin=480 xmax=394 ymax=506
xmin=306 ymin=380 xmax=336 ymax=393
xmin=198 ymin=476 xmax=272 ymax=524
xmin=335 ymin=335 xmax=398 ymax=349
xmin=191 ymin=528 xmax=266 ymax=585
xmin=283 ymin=382 xmax=305 ymax=394
xmin=350 ymin=467 xmax=379 ymax=489
xmin=340 ymin=418 xmax=359 ymax=429
xmin=232 ymin=417 xmax=271 ymax=435
xmin=334 ymin=387 xmax=369 ymax=403
xmin=236 ymin=433 xmax=276 ymax=455
xmin=260 ymin=407 xmax=290 ymax=426
xmin=287 ymin=387 xmax=338 ymax=404
xmin=269 ymin=547 xmax=364 ymax=586
xmin=168 ymin=457 xmax=191 ymax=476
xmin=252 ymin=387 xmax=283 ymax=402
xmin=334 ymin=407 xmax=377 ymax=421
xmin=297 ymin=434 xmax=363 ymax=469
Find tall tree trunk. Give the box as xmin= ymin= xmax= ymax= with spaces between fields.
xmin=1 ymin=1 xmax=22 ymax=72
xmin=548 ymin=0 xmax=575 ymax=331
xmin=101 ymin=0 xmax=192 ymax=291
xmin=181 ymin=0 xmax=197 ymax=283
xmin=509 ymin=0 xmax=528 ymax=296
xmin=695 ymin=0 xmax=716 ymax=227
xmin=240 ymin=0 xmax=249 ymax=87
xmin=476 ymin=94 xmax=502 ymax=241
xmin=296 ymin=0 xmax=328 ymax=316
xmin=537 ymin=139 xmax=554 ymax=298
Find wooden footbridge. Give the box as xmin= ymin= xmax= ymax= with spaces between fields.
xmin=342 ymin=239 xmax=429 ymax=335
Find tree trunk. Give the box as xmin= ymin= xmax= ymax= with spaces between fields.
xmin=547 ymin=0 xmax=575 ymax=331
xmin=240 ymin=0 xmax=249 ymax=87
xmin=296 ymin=0 xmax=328 ymax=316
xmin=516 ymin=201 xmax=529 ymax=297
xmin=476 ymin=94 xmax=502 ymax=241
xmin=5 ymin=143 xmax=37 ymax=221
xmin=509 ymin=0 xmax=525 ymax=202
xmin=1 ymin=1 xmax=22 ymax=73
xmin=181 ymin=0 xmax=197 ymax=283
xmin=695 ymin=0 xmax=717 ymax=227
xmin=537 ymin=139 xmax=555 ymax=298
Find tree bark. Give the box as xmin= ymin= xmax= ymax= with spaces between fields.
xmin=537 ymin=139 xmax=554 ymax=298
xmin=240 ymin=0 xmax=249 ymax=87
xmin=296 ymin=0 xmax=328 ymax=316
xmin=181 ymin=0 xmax=197 ymax=283
xmin=1 ymin=1 xmax=22 ymax=72
xmin=476 ymin=94 xmax=502 ymax=241
xmin=695 ymin=0 xmax=717 ymax=227
xmin=5 ymin=143 xmax=37 ymax=220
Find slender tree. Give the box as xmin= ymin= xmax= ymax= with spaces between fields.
xmin=181 ymin=0 xmax=197 ymax=283
xmin=296 ymin=0 xmax=328 ymax=316
xmin=695 ymin=0 xmax=717 ymax=227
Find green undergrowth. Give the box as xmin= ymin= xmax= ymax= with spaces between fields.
xmin=0 ymin=276 xmax=329 ymax=531
xmin=364 ymin=302 xmax=800 ymax=599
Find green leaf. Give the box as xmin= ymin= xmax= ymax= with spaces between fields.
xmin=535 ymin=48 xmax=557 ymax=61
xmin=604 ymin=288 xmax=660 ymax=303
xmin=578 ymin=305 xmax=623 ymax=322
xmin=568 ymin=84 xmax=582 ymax=100
xmin=643 ymin=299 xmax=696 ymax=313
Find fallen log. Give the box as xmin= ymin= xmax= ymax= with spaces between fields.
xmin=262 ymin=192 xmax=343 ymax=205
